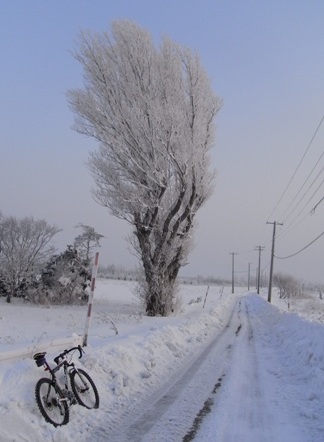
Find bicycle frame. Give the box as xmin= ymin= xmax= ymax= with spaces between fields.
xmin=35 ymin=346 xmax=84 ymax=406
xmin=34 ymin=345 xmax=99 ymax=426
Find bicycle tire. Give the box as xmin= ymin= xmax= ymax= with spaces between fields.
xmin=70 ymin=368 xmax=99 ymax=409
xmin=35 ymin=378 xmax=69 ymax=426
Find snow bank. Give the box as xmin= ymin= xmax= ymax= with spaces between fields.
xmin=1 ymin=281 xmax=324 ymax=441
xmin=250 ymin=294 xmax=324 ymax=377
xmin=0 ymin=280 xmax=240 ymax=441
xmin=247 ymin=295 xmax=324 ymax=440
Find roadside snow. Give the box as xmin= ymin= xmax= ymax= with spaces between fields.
xmin=195 ymin=295 xmax=324 ymax=442
xmin=0 ymin=280 xmax=324 ymax=441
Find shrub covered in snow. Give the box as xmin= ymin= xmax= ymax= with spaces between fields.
xmin=26 ymin=245 xmax=91 ymax=305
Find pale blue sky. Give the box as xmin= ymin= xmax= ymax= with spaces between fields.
xmin=1 ymin=1 xmax=324 ymax=283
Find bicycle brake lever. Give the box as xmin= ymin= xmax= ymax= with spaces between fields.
xmin=78 ymin=345 xmax=84 ymax=359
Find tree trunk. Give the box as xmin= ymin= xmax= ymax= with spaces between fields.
xmin=145 ymin=272 xmax=177 ymax=317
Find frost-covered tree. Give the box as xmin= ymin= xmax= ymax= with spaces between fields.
xmin=273 ymin=273 xmax=302 ymax=300
xmin=35 ymin=245 xmax=90 ymax=305
xmin=73 ymin=223 xmax=104 ymax=266
xmin=73 ymin=223 xmax=103 ymax=290
xmin=29 ymin=226 xmax=102 ymax=305
xmin=0 ymin=215 xmax=61 ymax=302
xmin=67 ymin=20 xmax=222 ymax=316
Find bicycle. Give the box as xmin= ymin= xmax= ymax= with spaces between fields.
xmin=33 ymin=345 xmax=99 ymax=427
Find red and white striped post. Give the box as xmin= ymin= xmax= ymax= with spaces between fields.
xmin=83 ymin=252 xmax=99 ymax=347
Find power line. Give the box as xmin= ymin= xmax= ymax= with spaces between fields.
xmin=275 ymin=229 xmax=324 ymax=260
xmin=276 ymin=211 xmax=309 ymax=241
xmin=281 ymin=161 xmax=324 ymax=225
xmin=277 ymin=172 xmax=324 ymax=240
xmin=267 ymin=114 xmax=324 ymax=221
xmin=311 ymin=194 xmax=324 ymax=214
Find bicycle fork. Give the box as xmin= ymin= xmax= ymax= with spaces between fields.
xmin=74 ymin=369 xmax=90 ymax=393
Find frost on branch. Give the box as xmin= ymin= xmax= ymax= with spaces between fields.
xmin=0 ymin=215 xmax=61 ymax=303
xmin=67 ymin=20 xmax=222 ymax=316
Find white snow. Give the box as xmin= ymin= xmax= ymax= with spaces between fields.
xmin=0 ymin=279 xmax=323 ymax=441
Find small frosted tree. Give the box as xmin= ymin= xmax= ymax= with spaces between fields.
xmin=273 ymin=272 xmax=302 ymax=309
xmin=36 ymin=245 xmax=89 ymax=305
xmin=73 ymin=223 xmax=103 ymax=289
xmin=67 ymin=20 xmax=221 ymax=316
xmin=0 ymin=215 xmax=61 ymax=302
xmin=74 ymin=223 xmax=104 ymax=266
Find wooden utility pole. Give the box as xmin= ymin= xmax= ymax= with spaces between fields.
xmin=267 ymin=221 xmax=283 ymax=303
xmin=248 ymin=262 xmax=251 ymax=290
xmin=230 ymin=252 xmax=238 ymax=294
xmin=255 ymin=246 xmax=264 ymax=294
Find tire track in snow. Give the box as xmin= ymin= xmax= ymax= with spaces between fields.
xmin=196 ymin=296 xmax=307 ymax=442
xmin=90 ymin=299 xmax=242 ymax=442
xmin=182 ymin=374 xmax=224 ymax=442
xmin=206 ymin=297 xmax=278 ymax=441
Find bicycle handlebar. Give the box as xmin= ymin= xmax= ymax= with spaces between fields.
xmin=54 ymin=345 xmax=84 ymax=365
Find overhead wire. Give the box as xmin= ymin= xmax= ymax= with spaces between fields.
xmin=265 ymin=114 xmax=324 ymax=275
xmin=276 ymin=212 xmax=310 ymax=242
xmin=231 ymin=115 xmax=324 ymax=278
xmin=277 ymin=167 xmax=324 ymax=240
xmin=267 ymin=114 xmax=324 ymax=222
xmin=280 ymin=151 xmax=324 ymax=225
xmin=275 ymin=229 xmax=324 ymax=260
xmin=270 ymin=115 xmax=324 ymax=246
xmin=311 ymin=194 xmax=324 ymax=214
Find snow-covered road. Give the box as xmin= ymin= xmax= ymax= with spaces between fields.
xmin=196 ymin=295 xmax=324 ymax=442
xmin=100 ymin=298 xmax=240 ymax=442
xmin=88 ymin=294 xmax=324 ymax=442
xmin=79 ymin=294 xmax=324 ymax=442
xmin=1 ymin=281 xmax=324 ymax=441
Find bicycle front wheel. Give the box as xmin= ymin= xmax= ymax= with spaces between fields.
xmin=70 ymin=369 xmax=99 ymax=409
xmin=35 ymin=378 xmax=69 ymax=427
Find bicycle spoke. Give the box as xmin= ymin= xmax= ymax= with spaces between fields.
xmin=70 ymin=369 xmax=99 ymax=409
xmin=35 ymin=378 xmax=69 ymax=426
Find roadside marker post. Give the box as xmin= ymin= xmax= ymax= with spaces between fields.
xmin=83 ymin=252 xmax=99 ymax=347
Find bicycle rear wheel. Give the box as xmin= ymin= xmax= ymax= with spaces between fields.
xmin=70 ymin=369 xmax=99 ymax=409
xmin=35 ymin=378 xmax=69 ymax=426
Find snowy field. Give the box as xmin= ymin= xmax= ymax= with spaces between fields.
xmin=0 ymin=279 xmax=324 ymax=441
